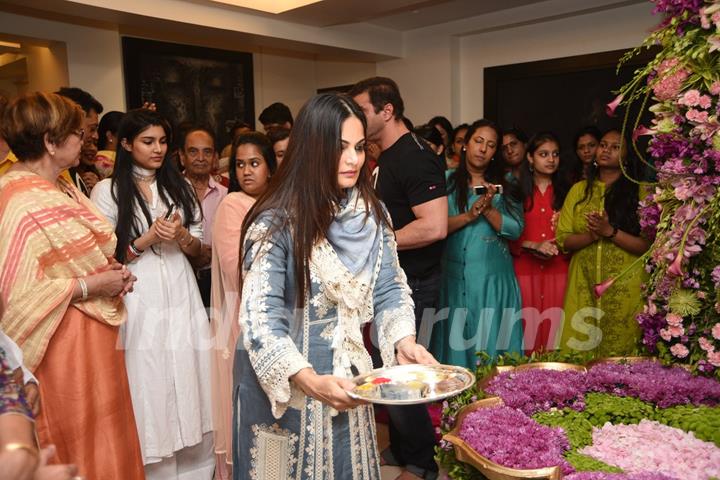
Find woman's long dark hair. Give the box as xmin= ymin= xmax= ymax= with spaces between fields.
xmin=228 ymin=132 xmax=277 ymax=193
xmin=567 ymin=125 xmax=602 ymax=183
xmin=447 ymin=119 xmax=523 ymax=215
xmin=518 ymin=132 xmax=570 ymax=212
xmin=97 ymin=111 xmax=124 ymax=150
xmin=447 ymin=123 xmax=469 ymax=158
xmin=239 ymin=93 xmax=390 ymax=308
xmin=578 ymin=129 xmax=642 ymax=236
xmin=111 ymin=109 xmax=201 ymax=262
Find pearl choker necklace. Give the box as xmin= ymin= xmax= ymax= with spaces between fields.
xmin=133 ymin=171 xmax=156 ymax=183
xmin=132 ymin=165 xmax=156 ymax=183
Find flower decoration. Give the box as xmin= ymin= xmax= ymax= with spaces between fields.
xmin=565 ymin=473 xmax=678 ymax=480
xmin=579 ymin=420 xmax=720 ymax=479
xmin=439 ymin=356 xmax=720 ymax=479
xmin=458 ymin=405 xmax=574 ymax=474
xmin=610 ymin=0 xmax=720 ymax=376
xmin=484 ymin=368 xmax=587 ymax=415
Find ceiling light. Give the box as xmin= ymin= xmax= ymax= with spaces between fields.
xmin=210 ymin=0 xmax=322 ymax=14
xmin=0 ymin=41 xmax=21 ymax=49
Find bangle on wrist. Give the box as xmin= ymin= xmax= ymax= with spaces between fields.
xmin=128 ymin=239 xmax=143 ymax=257
xmin=2 ymin=442 xmax=39 ymax=461
xmin=180 ymin=233 xmax=194 ymax=248
xmin=78 ymin=278 xmax=88 ymax=300
xmin=604 ymin=227 xmax=619 ymax=239
xmin=131 ymin=238 xmax=144 ymax=254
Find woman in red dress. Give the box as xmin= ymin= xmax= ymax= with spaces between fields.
xmin=511 ymin=132 xmax=571 ymax=354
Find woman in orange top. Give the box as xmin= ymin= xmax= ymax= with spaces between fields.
xmin=0 ymin=92 xmax=145 ymax=479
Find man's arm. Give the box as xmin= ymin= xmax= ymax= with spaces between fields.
xmin=394 ymin=196 xmax=448 ymax=250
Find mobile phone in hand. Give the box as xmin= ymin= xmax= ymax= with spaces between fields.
xmin=473 ymin=184 xmax=504 ymax=195
xmin=164 ymin=204 xmax=176 ymax=220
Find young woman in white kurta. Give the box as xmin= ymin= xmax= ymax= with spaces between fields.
xmin=91 ymin=109 xmax=214 ymax=480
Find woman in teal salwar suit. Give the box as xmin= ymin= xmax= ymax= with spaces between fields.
xmin=431 ymin=119 xmax=525 ymax=369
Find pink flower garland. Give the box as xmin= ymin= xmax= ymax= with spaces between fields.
xmin=579 ymin=420 xmax=720 ymax=480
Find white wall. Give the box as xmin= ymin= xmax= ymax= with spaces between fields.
xmin=253 ymin=52 xmax=317 ymax=127
xmin=0 ymin=11 xmax=125 ymax=111
xmin=377 ymin=32 xmax=456 ymax=126
xmin=459 ymin=2 xmax=657 ymax=122
xmin=315 ymin=60 xmax=376 ymax=91
xmin=1 ymin=11 xmax=379 ymax=127
xmin=378 ymin=1 xmax=657 ymax=126
xmin=252 ymin=56 xmax=376 ymax=127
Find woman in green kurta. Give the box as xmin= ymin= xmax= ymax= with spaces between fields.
xmin=430 ymin=120 xmax=524 ymax=369
xmin=556 ymin=129 xmax=649 ymax=356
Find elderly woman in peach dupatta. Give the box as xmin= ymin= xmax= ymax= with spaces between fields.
xmin=210 ymin=131 xmax=277 ymax=479
xmin=0 ymin=92 xmax=144 ymax=479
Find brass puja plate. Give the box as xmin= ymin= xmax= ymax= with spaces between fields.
xmin=347 ymin=364 xmax=475 ymax=405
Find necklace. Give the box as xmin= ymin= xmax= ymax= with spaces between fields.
xmin=132 ymin=164 xmax=157 ymax=183
xmin=133 ymin=171 xmax=156 ymax=183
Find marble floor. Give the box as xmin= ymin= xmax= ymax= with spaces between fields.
xmin=378 ymin=422 xmax=405 ymax=479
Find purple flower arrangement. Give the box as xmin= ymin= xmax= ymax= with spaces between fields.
xmin=584 ymin=361 xmax=720 ymax=408
xmin=483 ymin=361 xmax=720 ymax=411
xmin=458 ymin=405 xmax=574 ymax=475
xmin=484 ymin=369 xmax=587 ymax=415
xmin=447 ymin=361 xmax=720 ymax=479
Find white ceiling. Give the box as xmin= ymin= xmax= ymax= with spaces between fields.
xmin=0 ymin=0 xmax=649 ymax=62
xmin=199 ymin=0 xmax=552 ymax=30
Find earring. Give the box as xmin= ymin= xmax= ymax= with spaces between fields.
xmin=592 ymin=160 xmax=598 ymax=167
xmin=49 ymin=151 xmax=55 ymax=156
xmin=529 ymin=164 xmax=534 ymax=172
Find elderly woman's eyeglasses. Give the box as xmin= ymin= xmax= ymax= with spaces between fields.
xmin=75 ymin=129 xmax=85 ymax=140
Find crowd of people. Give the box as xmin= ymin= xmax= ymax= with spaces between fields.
xmin=0 ymin=76 xmax=650 ymax=480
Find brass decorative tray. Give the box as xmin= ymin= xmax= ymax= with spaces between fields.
xmin=585 ymin=356 xmax=657 ymax=367
xmin=443 ymin=397 xmax=563 ymax=480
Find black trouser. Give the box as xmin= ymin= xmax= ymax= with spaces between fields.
xmin=376 ymin=270 xmax=441 ymax=475
xmin=197 ymin=268 xmax=212 ymax=310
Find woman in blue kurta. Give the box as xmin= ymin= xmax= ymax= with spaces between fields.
xmin=431 ymin=119 xmax=524 ymax=369
xmin=232 ymin=93 xmax=436 ymax=480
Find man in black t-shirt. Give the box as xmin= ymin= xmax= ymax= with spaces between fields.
xmin=351 ymin=77 xmax=447 ymax=480
xmin=375 ymin=132 xmax=447 ymax=278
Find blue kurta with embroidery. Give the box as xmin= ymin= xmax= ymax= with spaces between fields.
xmin=232 ymin=195 xmax=416 ymax=480
xmin=430 ymin=175 xmax=525 ymax=369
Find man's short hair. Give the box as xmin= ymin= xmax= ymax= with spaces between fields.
xmin=348 ymin=77 xmax=405 ymax=119
xmin=230 ymin=120 xmax=253 ymax=135
xmin=503 ymin=127 xmax=528 ymax=144
xmin=182 ymin=127 xmax=216 ymax=150
xmin=259 ymin=102 xmax=293 ymax=127
xmin=266 ymin=126 xmax=290 ymax=145
xmin=55 ymin=87 xmax=103 ymax=115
